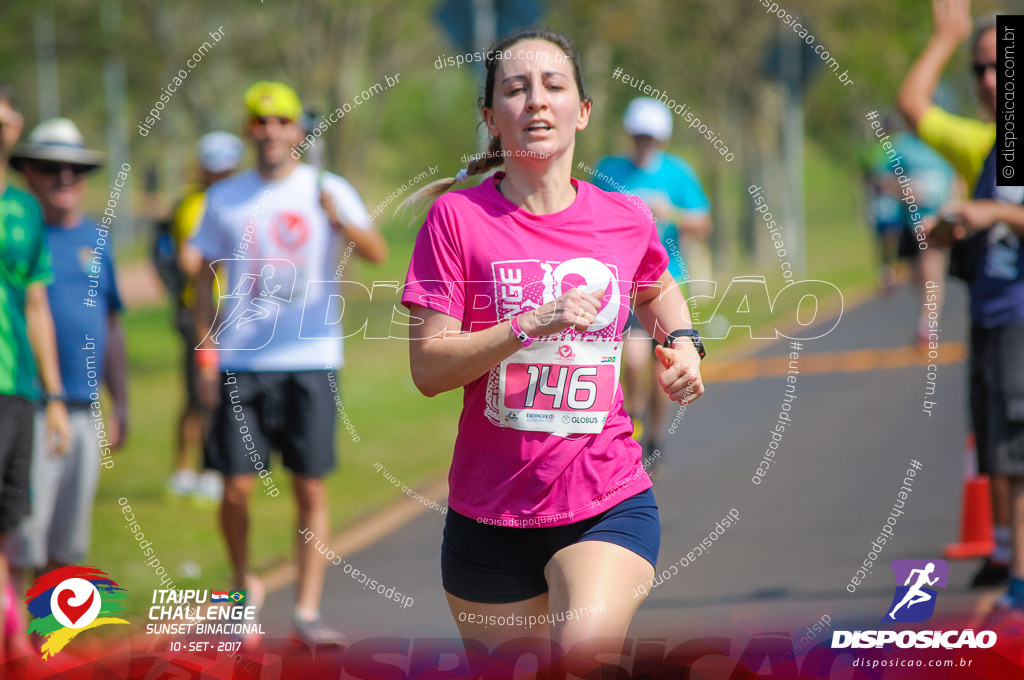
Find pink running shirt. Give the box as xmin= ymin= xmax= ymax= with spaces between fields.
xmin=402 ymin=172 xmax=668 ymax=527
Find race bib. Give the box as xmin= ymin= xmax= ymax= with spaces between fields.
xmin=483 ymin=256 xmax=627 ymax=435
xmin=498 ymin=339 xmax=621 ymax=435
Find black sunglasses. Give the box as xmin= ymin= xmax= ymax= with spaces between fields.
xmin=972 ymin=62 xmax=997 ymax=79
xmin=248 ymin=115 xmax=294 ymax=127
xmin=31 ymin=161 xmax=91 ymax=176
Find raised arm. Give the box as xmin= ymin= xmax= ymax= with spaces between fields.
xmin=898 ymin=0 xmax=973 ymax=132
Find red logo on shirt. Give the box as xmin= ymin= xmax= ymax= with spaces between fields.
xmin=269 ymin=211 xmax=310 ymax=251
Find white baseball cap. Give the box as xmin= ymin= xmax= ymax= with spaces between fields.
xmin=623 ymin=97 xmax=673 ymax=142
xmin=198 ymin=131 xmax=244 ymax=173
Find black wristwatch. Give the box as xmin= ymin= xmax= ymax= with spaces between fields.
xmin=41 ymin=391 xmax=66 ymax=405
xmin=664 ymin=329 xmax=706 ymax=360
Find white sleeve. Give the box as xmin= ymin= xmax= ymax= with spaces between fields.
xmin=323 ymin=173 xmax=372 ymax=231
xmin=189 ymin=190 xmax=230 ymax=260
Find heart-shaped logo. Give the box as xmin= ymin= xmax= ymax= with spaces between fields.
xmin=50 ymin=578 xmax=101 ymax=629
xmin=56 ymin=588 xmax=95 ymax=626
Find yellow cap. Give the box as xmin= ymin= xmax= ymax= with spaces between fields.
xmin=244 ymin=81 xmax=302 ymax=121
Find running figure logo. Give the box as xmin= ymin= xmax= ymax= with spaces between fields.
xmin=884 ymin=559 xmax=949 ymax=623
xmin=200 ymin=258 xmax=295 ymax=350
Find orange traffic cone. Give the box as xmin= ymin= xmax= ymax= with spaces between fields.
xmin=944 ymin=433 xmax=995 ymax=559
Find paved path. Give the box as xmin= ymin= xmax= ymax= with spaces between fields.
xmin=251 ymin=280 xmax=985 ymax=656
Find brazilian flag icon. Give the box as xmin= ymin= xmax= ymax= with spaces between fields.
xmin=229 ymin=590 xmax=246 ymax=603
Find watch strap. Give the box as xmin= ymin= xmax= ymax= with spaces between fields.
xmin=664 ymin=329 xmax=706 ymax=360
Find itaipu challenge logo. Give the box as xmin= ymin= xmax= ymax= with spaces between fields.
xmin=26 ymin=566 xmax=129 ymax=659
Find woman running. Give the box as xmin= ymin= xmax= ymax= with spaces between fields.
xmin=401 ymin=28 xmax=706 ymax=672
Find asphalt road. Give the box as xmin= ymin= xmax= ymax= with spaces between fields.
xmin=257 ymin=278 xmax=983 ymax=656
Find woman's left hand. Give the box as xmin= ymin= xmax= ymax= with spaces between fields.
xmin=653 ymin=341 xmax=705 ymax=405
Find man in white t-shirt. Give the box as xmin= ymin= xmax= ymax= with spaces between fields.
xmin=191 ymin=81 xmax=387 ymax=646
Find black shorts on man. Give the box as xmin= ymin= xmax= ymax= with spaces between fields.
xmin=204 ymin=370 xmax=337 ymax=478
xmin=0 ymin=394 xmax=35 ymax=533
xmin=970 ymin=324 xmax=1024 ymax=477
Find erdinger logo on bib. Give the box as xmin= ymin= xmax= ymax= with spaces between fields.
xmin=487 ymin=257 xmax=625 ymax=436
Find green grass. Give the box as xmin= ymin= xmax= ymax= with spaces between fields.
xmin=92 ymin=302 xmax=460 ymax=621
xmin=91 ymin=140 xmax=875 ymax=623
xmin=688 ymin=142 xmax=875 ymax=355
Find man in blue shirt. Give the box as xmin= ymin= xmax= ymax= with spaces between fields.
xmin=940 ymin=143 xmax=1024 ymax=622
xmin=594 ymin=97 xmax=712 ymax=467
xmin=7 ymin=119 xmax=128 ymax=613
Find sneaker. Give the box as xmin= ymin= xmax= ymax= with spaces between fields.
xmin=167 ymin=469 xmax=199 ymax=498
xmin=293 ymin=613 xmax=349 ymax=647
xmin=879 ymin=265 xmax=897 ymax=295
xmin=191 ymin=471 xmax=224 ymax=509
xmin=235 ymin=575 xmax=265 ymax=651
xmin=980 ymin=594 xmax=1024 ymax=633
xmin=971 ymin=558 xmax=1011 ymax=588
xmin=913 ymin=315 xmax=932 ymax=351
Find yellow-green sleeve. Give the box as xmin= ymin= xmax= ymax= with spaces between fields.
xmin=170 ymin=191 xmax=207 ymax=249
xmin=917 ymin=106 xmax=995 ymax=192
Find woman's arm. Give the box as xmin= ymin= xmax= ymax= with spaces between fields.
xmin=898 ymin=0 xmax=973 ymax=131
xmin=947 ymin=199 xmax=1024 ymax=237
xmin=408 ymin=287 xmax=603 ymax=397
xmin=633 ymin=270 xmax=705 ymax=405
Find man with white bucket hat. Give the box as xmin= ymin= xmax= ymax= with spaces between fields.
xmin=7 ymin=118 xmax=128 ymax=653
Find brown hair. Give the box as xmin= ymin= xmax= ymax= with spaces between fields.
xmin=399 ymin=28 xmax=589 ymax=217
xmin=971 ymin=12 xmax=999 ymax=58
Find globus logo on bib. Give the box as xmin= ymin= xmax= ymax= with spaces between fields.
xmin=831 ymin=559 xmax=996 ymax=650
xmin=562 ymin=415 xmax=601 ymax=425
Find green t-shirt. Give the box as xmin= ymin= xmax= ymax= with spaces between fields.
xmin=0 ymin=184 xmax=53 ymax=400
